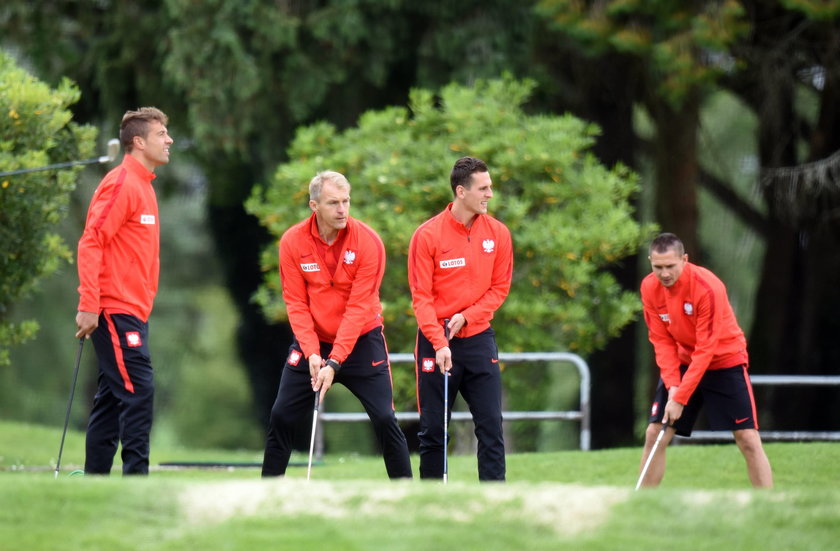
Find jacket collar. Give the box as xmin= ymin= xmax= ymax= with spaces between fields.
xmin=122 ymin=153 xmax=157 ymax=182
xmin=666 ymin=262 xmax=694 ymax=294
xmin=444 ymin=202 xmax=482 ymax=233
xmin=307 ymin=212 xmax=351 ymax=245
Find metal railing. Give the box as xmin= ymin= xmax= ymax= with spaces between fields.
xmin=317 ymin=351 xmax=591 ymax=452
xmin=678 ymin=374 xmax=840 ymax=442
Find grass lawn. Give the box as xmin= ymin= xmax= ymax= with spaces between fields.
xmin=1 ymin=420 xmax=838 ymax=550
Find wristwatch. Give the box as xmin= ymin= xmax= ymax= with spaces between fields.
xmin=325 ymin=358 xmax=341 ymax=374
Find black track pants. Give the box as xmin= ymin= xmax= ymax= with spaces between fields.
xmin=262 ymin=327 xmax=412 ymax=479
xmin=85 ymin=312 xmax=154 ymax=475
xmin=415 ymin=327 xmax=505 ymax=481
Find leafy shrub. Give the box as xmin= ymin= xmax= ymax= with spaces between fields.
xmin=0 ymin=50 xmax=96 ymax=364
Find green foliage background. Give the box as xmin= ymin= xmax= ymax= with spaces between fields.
xmin=537 ymin=0 xmax=749 ymax=107
xmin=0 ymin=51 xmax=96 ymax=365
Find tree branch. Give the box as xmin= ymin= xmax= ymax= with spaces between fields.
xmin=698 ymin=170 xmax=769 ymax=236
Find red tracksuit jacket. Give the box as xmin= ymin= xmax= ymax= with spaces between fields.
xmin=408 ymin=203 xmax=513 ymax=351
xmin=279 ymin=213 xmax=385 ymax=364
xmin=641 ymin=262 xmax=749 ymax=404
xmin=77 ymin=154 xmax=160 ymax=321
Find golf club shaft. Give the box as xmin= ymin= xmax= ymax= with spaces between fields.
xmin=443 ymin=319 xmax=450 ymax=484
xmin=635 ymin=423 xmax=670 ymax=490
xmin=306 ymin=392 xmax=320 ymax=481
xmin=1 ymin=139 xmax=120 ymax=178
xmin=55 ymin=338 xmax=85 ymax=479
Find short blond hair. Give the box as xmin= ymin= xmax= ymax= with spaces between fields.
xmin=309 ymin=171 xmax=351 ymax=201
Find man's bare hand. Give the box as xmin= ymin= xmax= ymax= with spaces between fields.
xmin=308 ymin=354 xmax=323 ymax=381
xmin=75 ymin=311 xmax=99 ymax=339
xmin=447 ymin=313 xmax=467 ymax=338
xmin=314 ymin=360 xmax=337 ymax=402
xmin=662 ymin=399 xmax=684 ymax=426
xmin=436 ymin=346 xmax=452 ymax=374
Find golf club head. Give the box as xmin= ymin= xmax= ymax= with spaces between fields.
xmin=107 ymin=139 xmax=120 ymax=162
xmin=98 ymin=139 xmax=120 ymax=164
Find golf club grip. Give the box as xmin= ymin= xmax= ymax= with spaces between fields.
xmin=444 ymin=318 xmax=450 ymax=342
xmin=313 ymin=391 xmax=320 ymax=410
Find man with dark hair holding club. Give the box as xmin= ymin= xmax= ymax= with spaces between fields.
xmin=408 ymin=156 xmax=514 ymax=481
xmin=261 ymin=171 xmax=412 ymax=479
xmin=76 ymin=107 xmax=173 ymax=475
xmin=637 ymin=232 xmax=773 ymax=488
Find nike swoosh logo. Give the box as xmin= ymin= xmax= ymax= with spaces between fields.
xmin=735 ymin=417 xmax=750 ymax=424
xmin=372 ymin=360 xmax=387 ymax=366
xmin=442 ymin=248 xmax=453 ymax=254
xmin=491 ymin=359 xmax=499 ymax=363
xmin=301 ymin=253 xmax=313 ymax=258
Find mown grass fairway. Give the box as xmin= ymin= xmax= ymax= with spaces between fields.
xmin=1 ymin=420 xmax=838 ymax=550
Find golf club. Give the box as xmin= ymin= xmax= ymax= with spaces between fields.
xmin=306 ymin=391 xmax=320 ymax=481
xmin=443 ymin=318 xmax=451 ymax=484
xmin=635 ymin=422 xmax=671 ymax=490
xmin=55 ymin=338 xmax=85 ymax=479
xmin=0 ymin=139 xmax=119 ymax=178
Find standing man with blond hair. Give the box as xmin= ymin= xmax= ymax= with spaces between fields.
xmin=261 ymin=171 xmax=412 ymax=479
xmin=76 ymin=107 xmax=173 ymax=475
xmin=408 ymin=156 xmax=514 ymax=481
xmin=637 ymin=232 xmax=773 ymax=488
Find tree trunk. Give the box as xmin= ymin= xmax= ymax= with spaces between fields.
xmin=565 ymin=52 xmax=641 ymax=448
xmin=204 ymin=155 xmax=294 ymax=429
xmin=649 ymin=92 xmax=701 ymax=261
xmin=737 ymin=1 xmax=840 ymax=431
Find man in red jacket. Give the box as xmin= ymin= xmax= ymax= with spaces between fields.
xmin=261 ymin=171 xmax=412 ymax=479
xmin=638 ymin=232 xmax=773 ymax=488
xmin=408 ymin=156 xmax=513 ymax=481
xmin=75 ymin=107 xmax=173 ymax=475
